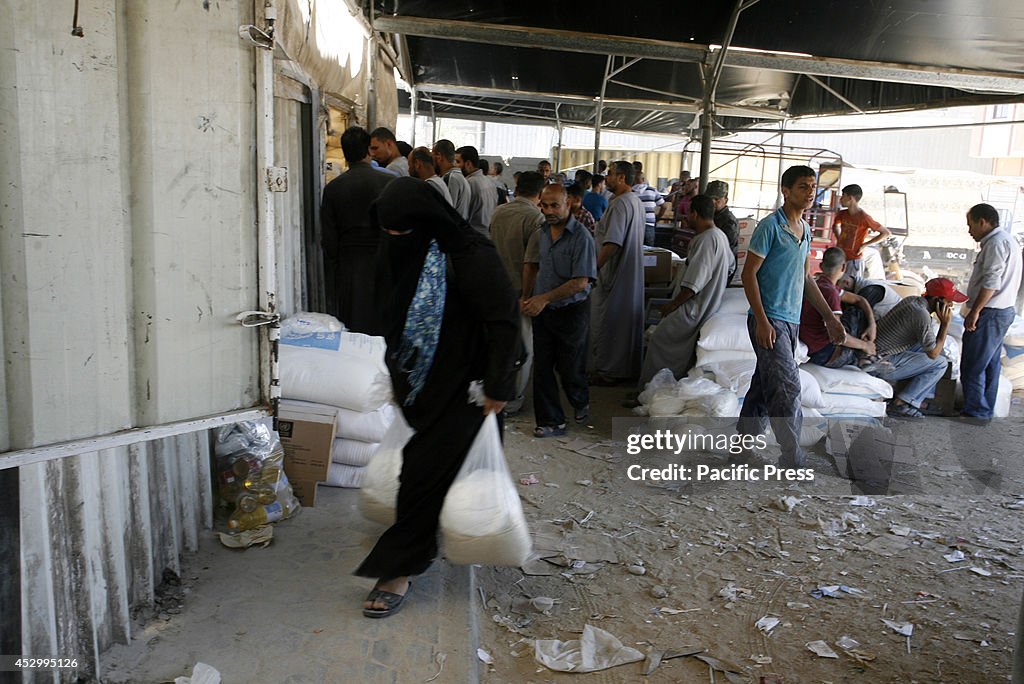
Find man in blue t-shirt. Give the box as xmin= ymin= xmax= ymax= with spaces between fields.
xmin=738 ymin=166 xmax=844 ymax=468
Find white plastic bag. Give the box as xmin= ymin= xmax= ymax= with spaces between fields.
xmin=359 ymin=410 xmax=414 ymax=525
xmin=440 ymin=414 xmax=532 ymax=566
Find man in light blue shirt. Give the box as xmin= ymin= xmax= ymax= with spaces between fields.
xmin=738 ymin=166 xmax=844 ymax=468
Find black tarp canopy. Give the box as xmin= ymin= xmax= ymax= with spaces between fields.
xmin=369 ymin=1 xmax=1024 ymax=135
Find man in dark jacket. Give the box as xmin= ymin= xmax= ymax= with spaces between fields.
xmin=320 ymin=126 xmax=393 ymax=334
xmin=706 ymin=180 xmax=740 ymax=280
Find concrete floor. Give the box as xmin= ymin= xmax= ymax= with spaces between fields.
xmin=101 ymin=488 xmax=479 ymax=684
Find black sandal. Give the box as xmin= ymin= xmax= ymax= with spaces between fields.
xmin=362 ymin=581 xmax=411 ymax=618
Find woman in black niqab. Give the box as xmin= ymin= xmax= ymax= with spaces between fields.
xmin=357 ymin=177 xmax=522 ymax=617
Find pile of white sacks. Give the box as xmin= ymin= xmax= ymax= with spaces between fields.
xmin=1000 ymin=316 xmax=1024 ymax=395
xmin=279 ymin=313 xmax=396 ymax=489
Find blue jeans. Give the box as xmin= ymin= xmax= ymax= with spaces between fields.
xmin=869 ymin=348 xmax=947 ymax=408
xmin=737 ymin=315 xmax=805 ymax=467
xmin=532 ymin=300 xmax=590 ymax=428
xmin=807 ymin=304 xmax=868 ymax=368
xmin=960 ymin=307 xmax=1015 ymax=419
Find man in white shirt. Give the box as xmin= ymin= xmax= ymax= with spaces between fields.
xmin=960 ymin=203 xmax=1023 ymax=419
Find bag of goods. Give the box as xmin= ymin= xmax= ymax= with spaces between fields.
xmin=801 ymin=364 xmax=894 ymax=400
xmin=215 ymin=421 xmax=301 ymax=532
xmin=278 ymin=400 xmax=395 ymax=444
xmin=440 ymin=414 xmax=532 ymax=566
xmin=280 ymin=312 xmax=344 ymax=338
xmin=359 ymin=411 xmax=414 ymax=525
xmin=697 ymin=312 xmax=809 ymax=362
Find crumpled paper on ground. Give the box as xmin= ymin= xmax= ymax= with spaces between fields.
xmin=535 ymin=624 xmax=644 ymax=673
xmin=174 ymin=662 xmax=221 ymax=684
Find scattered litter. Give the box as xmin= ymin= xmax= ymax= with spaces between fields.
xmin=628 ymin=564 xmax=647 ymax=576
xmin=752 ymin=654 xmax=773 ymax=665
xmin=944 ymin=550 xmax=967 ymax=563
xmin=719 ymin=584 xmax=752 ymax=603
xmin=642 ymin=651 xmax=663 ymax=676
xmin=476 ymin=648 xmax=493 ymax=665
xmin=849 ymin=496 xmax=876 ymax=507
xmin=882 ymin=619 xmax=914 ymax=637
xmin=650 ymin=585 xmax=669 ymax=599
xmin=755 ymin=616 xmax=780 ymax=634
xmin=688 ymin=654 xmax=748 ymax=684
xmin=425 ymin=652 xmax=447 ymax=682
xmin=530 ymin=597 xmax=555 ymax=612
xmin=534 ymin=624 xmax=644 ymax=673
xmin=863 ymin=535 xmax=911 ymax=557
xmin=657 ymin=607 xmax=701 ymax=615
xmin=575 ymin=479 xmax=593 ymax=487
xmin=889 ymin=524 xmax=912 ymax=537
xmin=771 ymin=496 xmax=801 ymax=512
xmin=543 ymin=482 xmax=561 ymax=488
xmin=217 ymin=526 xmax=273 ymax=549
xmin=811 ymin=585 xmax=865 ymax=599
xmin=835 ymin=636 xmax=860 ymax=650
xmin=174 ymin=663 xmax=221 ymax=684
xmin=786 ymin=602 xmax=810 ymax=610
xmin=519 ymin=475 xmax=540 ymax=486
xmin=970 ymin=567 xmax=993 ymax=577
xmin=806 ymin=640 xmax=839 ymax=658
xmin=758 ymin=676 xmax=785 ymax=684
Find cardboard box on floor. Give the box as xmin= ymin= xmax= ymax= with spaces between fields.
xmin=643 ymin=247 xmax=673 ymax=284
xmin=278 ymin=400 xmax=337 ymax=507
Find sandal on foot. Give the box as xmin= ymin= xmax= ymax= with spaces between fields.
xmin=533 ymin=424 xmax=567 ymax=438
xmin=363 ymin=582 xmax=411 ymax=618
xmin=574 ymin=405 xmax=590 ymax=424
xmin=887 ymin=401 xmax=923 ymax=418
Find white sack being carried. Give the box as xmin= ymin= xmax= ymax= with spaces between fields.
xmin=279 ymin=331 xmax=391 ymax=412
xmin=802 ymin=364 xmax=894 ymax=400
xmin=359 ymin=412 xmax=414 ymax=525
xmin=324 ymin=462 xmax=366 ymax=488
xmin=332 ymin=438 xmax=381 ymax=467
xmin=440 ymin=414 xmax=532 ymax=566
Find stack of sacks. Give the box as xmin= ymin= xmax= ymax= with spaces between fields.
xmin=279 ymin=312 xmax=394 ymax=489
xmin=1001 ymin=317 xmax=1024 ymax=393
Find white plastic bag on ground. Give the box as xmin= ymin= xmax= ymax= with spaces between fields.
xmin=332 ymin=438 xmax=381 ymax=467
xmin=440 ymin=414 xmax=532 ymax=566
xmin=359 ymin=411 xmax=414 ymax=525
xmin=535 ymin=624 xmax=644 ymax=673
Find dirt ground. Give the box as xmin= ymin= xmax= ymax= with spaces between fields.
xmin=476 ymin=385 xmax=1024 ymax=683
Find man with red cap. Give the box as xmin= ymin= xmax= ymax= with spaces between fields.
xmin=864 ymin=277 xmax=967 ymax=417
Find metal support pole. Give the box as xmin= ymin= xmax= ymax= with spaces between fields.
xmin=554 ymin=103 xmax=563 ymax=173
xmin=776 ymin=118 xmax=787 ymax=208
xmin=366 ymin=35 xmax=378 ymax=127
xmin=593 ymin=55 xmax=612 ymax=173
xmin=410 ymin=86 xmax=418 ymax=146
xmin=699 ymin=88 xmax=713 ymax=193
xmin=430 ymin=100 xmax=438 ymax=143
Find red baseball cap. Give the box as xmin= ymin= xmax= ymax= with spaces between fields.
xmin=924 ymin=277 xmax=968 ymax=302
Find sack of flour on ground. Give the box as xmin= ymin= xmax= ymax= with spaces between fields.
xmin=359 ymin=410 xmax=414 ymax=526
xmin=441 ymin=413 xmax=532 ymax=566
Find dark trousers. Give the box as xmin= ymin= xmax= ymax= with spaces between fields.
xmin=737 ymin=315 xmax=805 ymax=467
xmin=808 ymin=304 xmax=868 ymax=368
xmin=355 ymin=399 xmax=485 ymax=579
xmin=961 ymin=306 xmax=1015 ymax=419
xmin=533 ymin=300 xmax=590 ymax=427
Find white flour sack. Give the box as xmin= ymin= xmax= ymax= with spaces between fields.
xmin=440 ymin=414 xmax=532 ymax=566
xmin=359 ymin=412 xmax=414 ymax=526
xmin=279 ymin=332 xmax=391 ymax=412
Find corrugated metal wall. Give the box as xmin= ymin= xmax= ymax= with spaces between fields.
xmin=1 ymin=2 xmax=264 ymax=680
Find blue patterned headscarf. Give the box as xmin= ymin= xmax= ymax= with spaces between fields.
xmin=395 ymin=239 xmax=446 ymax=405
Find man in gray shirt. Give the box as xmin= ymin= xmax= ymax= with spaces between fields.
xmin=523 ymin=184 xmax=598 ymax=437
xmin=408 ymin=146 xmax=453 ymax=206
xmin=369 ymin=127 xmax=409 ymax=176
xmin=490 ymin=171 xmax=546 ymax=414
xmin=432 ymin=139 xmax=471 ymax=219
xmin=960 ymin=203 xmax=1023 ymax=419
xmin=456 ymin=145 xmax=498 ymax=237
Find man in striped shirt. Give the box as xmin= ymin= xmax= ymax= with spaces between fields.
xmin=632 ymin=172 xmax=664 ymax=246
xmin=865 ymin=278 xmax=964 ymax=418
